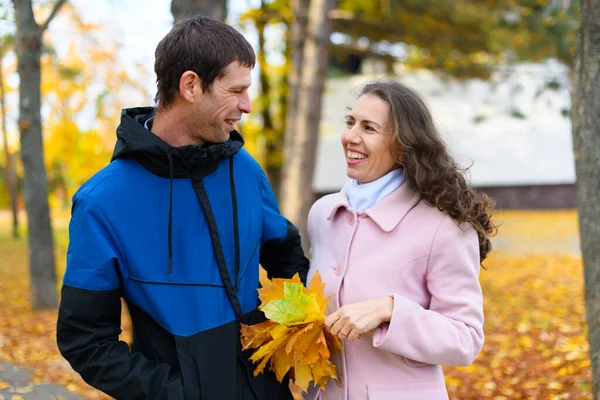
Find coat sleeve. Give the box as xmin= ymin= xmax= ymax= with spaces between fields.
xmin=372 ymin=216 xmax=485 ymax=367
xmin=57 ymin=194 xmax=186 ymax=399
xmin=258 ymin=171 xmax=309 ymax=284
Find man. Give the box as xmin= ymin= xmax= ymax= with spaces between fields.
xmin=57 ymin=16 xmax=308 ymax=400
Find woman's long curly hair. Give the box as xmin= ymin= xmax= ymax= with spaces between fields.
xmin=360 ymin=81 xmax=497 ymax=261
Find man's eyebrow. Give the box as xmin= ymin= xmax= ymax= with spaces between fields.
xmin=228 ymin=83 xmax=251 ymax=91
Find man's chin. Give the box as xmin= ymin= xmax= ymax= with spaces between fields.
xmin=211 ymin=131 xmax=230 ymax=144
xmin=221 ymin=131 xmax=232 ymax=142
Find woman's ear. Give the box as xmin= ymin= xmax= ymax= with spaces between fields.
xmin=179 ymin=71 xmax=201 ymax=103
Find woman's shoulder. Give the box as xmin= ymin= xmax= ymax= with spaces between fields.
xmin=310 ymin=191 xmax=347 ymax=217
xmin=412 ymin=199 xmax=475 ymax=236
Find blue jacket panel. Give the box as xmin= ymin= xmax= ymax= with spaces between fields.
xmin=65 ymin=150 xmax=287 ymax=337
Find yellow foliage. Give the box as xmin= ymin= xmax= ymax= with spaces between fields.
xmin=444 ymin=210 xmax=590 ymax=399
xmin=34 ymin=9 xmax=150 ymax=205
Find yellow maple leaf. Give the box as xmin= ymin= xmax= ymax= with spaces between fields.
xmin=250 ymin=330 xmax=293 ymax=369
xmin=324 ymin=329 xmax=343 ymax=355
xmin=288 ymin=379 xmax=305 ymax=400
xmin=240 ymin=320 xmax=278 ymax=350
xmin=294 ymin=364 xmax=313 ymax=391
xmin=257 ymin=272 xmax=302 ymax=307
xmin=307 ymin=270 xmax=328 ymax=311
xmin=288 ymin=324 xmax=324 ymax=365
xmin=310 ymin=358 xmax=338 ymax=390
xmin=271 ymin=344 xmax=294 ymax=382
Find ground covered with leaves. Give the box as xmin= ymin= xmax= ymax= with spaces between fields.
xmin=0 ymin=210 xmax=591 ymax=399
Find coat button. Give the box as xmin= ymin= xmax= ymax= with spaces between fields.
xmin=346 ymin=215 xmax=354 ymax=225
xmin=335 ymin=265 xmax=343 ymax=276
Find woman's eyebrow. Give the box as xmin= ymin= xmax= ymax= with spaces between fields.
xmin=361 ymin=119 xmax=381 ymax=128
xmin=345 ymin=113 xmax=381 ymax=128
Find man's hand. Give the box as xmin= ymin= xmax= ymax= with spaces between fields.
xmin=325 ymin=296 xmax=394 ymax=341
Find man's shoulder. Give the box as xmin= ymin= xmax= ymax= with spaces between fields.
xmin=233 ymin=149 xmax=262 ymax=174
xmin=74 ymin=159 xmax=137 ymax=202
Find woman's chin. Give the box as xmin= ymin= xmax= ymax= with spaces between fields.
xmin=346 ymin=170 xmax=359 ymax=181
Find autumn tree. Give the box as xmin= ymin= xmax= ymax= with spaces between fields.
xmin=280 ymin=0 xmax=337 ymax=253
xmin=0 ymin=31 xmax=19 ymax=239
xmin=571 ymin=0 xmax=600 ymax=396
xmin=12 ymin=0 xmax=67 ymax=309
xmin=41 ymin=28 xmax=149 ymax=207
xmin=171 ymin=0 xmax=226 ymax=22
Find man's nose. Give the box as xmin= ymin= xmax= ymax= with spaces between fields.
xmin=239 ymin=92 xmax=252 ymax=114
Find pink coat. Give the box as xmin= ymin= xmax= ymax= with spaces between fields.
xmin=306 ymin=182 xmax=484 ymax=400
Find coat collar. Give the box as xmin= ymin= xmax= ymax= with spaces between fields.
xmin=326 ymin=181 xmax=422 ymax=232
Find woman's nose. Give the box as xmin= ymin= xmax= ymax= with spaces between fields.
xmin=342 ymin=127 xmax=361 ymax=144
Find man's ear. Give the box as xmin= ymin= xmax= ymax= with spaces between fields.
xmin=179 ymin=71 xmax=202 ymax=103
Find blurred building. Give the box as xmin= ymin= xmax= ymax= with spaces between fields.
xmin=314 ymin=59 xmax=576 ymax=209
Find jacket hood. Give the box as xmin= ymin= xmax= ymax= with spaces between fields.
xmin=111 ymin=106 xmax=244 ymax=178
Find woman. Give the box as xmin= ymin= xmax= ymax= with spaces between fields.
xmin=306 ymin=81 xmax=496 ymax=400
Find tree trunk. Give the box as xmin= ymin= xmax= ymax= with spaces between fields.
xmin=255 ymin=3 xmax=280 ymax=195
xmin=571 ymin=0 xmax=600 ymax=397
xmin=13 ymin=0 xmax=66 ymax=309
xmin=0 ymin=47 xmax=20 ymax=239
xmin=170 ymin=0 xmax=226 ymax=22
xmin=268 ymin=1 xmax=308 ymax=200
xmin=269 ymin=23 xmax=293 ymax=198
xmin=280 ymin=0 xmax=336 ymax=254
xmin=280 ymin=0 xmax=309 ymax=202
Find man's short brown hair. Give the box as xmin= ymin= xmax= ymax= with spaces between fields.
xmin=154 ymin=16 xmax=255 ymax=108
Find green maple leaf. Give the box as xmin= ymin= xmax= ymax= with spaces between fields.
xmin=262 ymin=282 xmax=321 ymax=325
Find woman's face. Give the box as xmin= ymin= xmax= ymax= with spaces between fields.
xmin=341 ymin=94 xmax=398 ymax=184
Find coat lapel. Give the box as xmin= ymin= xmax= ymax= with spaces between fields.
xmin=325 ymin=182 xmax=422 ymax=233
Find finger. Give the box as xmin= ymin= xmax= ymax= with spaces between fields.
xmin=329 ymin=319 xmax=348 ymax=337
xmin=339 ymin=328 xmax=353 ymax=340
xmin=324 ymin=311 xmax=340 ymax=329
xmin=336 ymin=322 xmax=354 ymax=339
xmin=347 ymin=328 xmax=361 ymax=341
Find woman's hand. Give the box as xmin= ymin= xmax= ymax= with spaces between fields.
xmin=325 ymin=296 xmax=394 ymax=341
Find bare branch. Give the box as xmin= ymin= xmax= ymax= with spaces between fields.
xmin=40 ymin=0 xmax=67 ymax=33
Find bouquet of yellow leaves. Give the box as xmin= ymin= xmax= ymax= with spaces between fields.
xmin=240 ymin=270 xmax=343 ymax=395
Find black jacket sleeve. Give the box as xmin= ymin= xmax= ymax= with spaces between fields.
xmin=57 ymin=286 xmax=185 ymax=399
xmin=260 ymin=220 xmax=309 ymax=285
xmin=56 ymin=194 xmax=185 ymax=399
xmin=258 ymin=172 xmax=309 ymax=285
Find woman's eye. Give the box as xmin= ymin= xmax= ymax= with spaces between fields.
xmin=345 ymin=120 xmax=354 ymax=127
xmin=365 ymin=125 xmax=376 ymax=132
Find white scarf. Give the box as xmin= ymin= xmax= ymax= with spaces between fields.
xmin=345 ymin=168 xmax=405 ymax=211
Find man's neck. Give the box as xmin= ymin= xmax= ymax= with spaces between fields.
xmin=151 ymin=109 xmax=203 ymax=147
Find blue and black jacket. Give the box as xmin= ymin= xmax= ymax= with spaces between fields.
xmin=57 ymin=107 xmax=309 ymax=399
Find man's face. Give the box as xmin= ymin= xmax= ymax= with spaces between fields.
xmin=192 ymin=61 xmax=252 ymax=143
